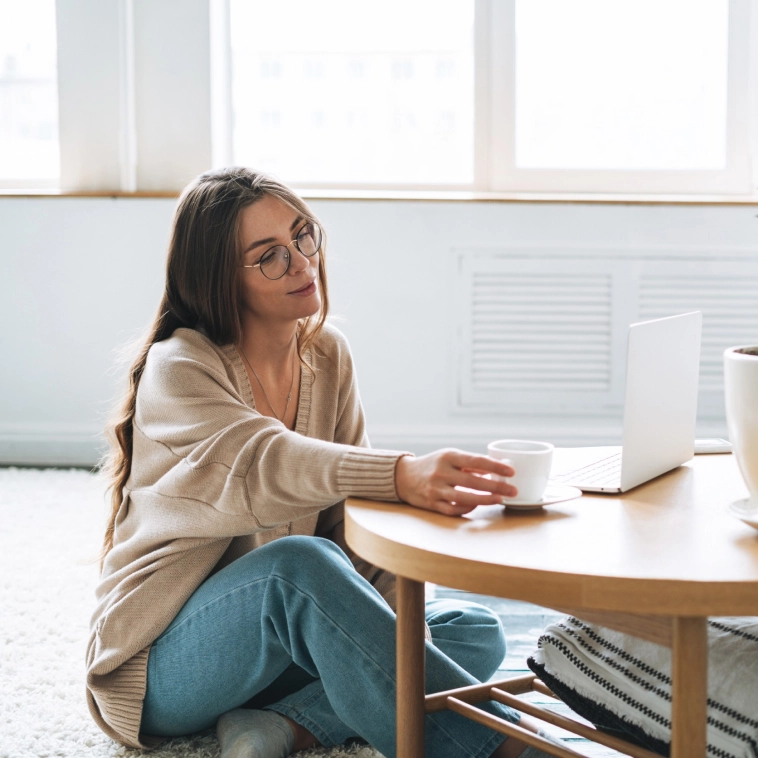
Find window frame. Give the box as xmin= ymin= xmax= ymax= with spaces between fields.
xmin=485 ymin=0 xmax=755 ymax=195
xmin=220 ymin=0 xmax=757 ymax=194
xmin=3 ymin=0 xmax=755 ymax=195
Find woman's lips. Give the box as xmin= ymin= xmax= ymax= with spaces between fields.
xmin=288 ymin=280 xmax=317 ymax=296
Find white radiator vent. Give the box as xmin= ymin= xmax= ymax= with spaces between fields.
xmin=458 ymin=255 xmax=627 ymax=410
xmin=471 ymin=272 xmax=613 ymax=392
xmin=457 ymin=252 xmax=758 ymax=416
xmin=639 ymin=272 xmax=758 ymax=393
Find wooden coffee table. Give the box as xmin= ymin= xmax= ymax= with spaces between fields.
xmin=345 ymin=451 xmax=758 ymax=758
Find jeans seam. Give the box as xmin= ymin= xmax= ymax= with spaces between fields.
xmin=265 ymin=571 xmax=399 ymax=693
xmin=277 ymin=685 xmax=324 ymax=711
xmin=154 ymin=576 xmax=271 ymax=644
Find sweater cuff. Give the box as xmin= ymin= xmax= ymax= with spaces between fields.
xmin=337 ymin=449 xmax=411 ymax=502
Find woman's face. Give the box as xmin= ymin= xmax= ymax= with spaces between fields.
xmin=238 ymin=195 xmax=322 ymax=327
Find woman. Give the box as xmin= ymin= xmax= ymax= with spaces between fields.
xmin=87 ymin=167 xmax=560 ymax=758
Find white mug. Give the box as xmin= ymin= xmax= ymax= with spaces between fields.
xmin=487 ymin=439 xmax=554 ymax=503
xmin=724 ymin=346 xmax=758 ymax=504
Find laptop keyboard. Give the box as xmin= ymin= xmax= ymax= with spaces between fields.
xmin=552 ymin=452 xmax=622 ymax=489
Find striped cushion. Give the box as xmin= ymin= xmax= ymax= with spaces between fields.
xmin=528 ymin=616 xmax=758 ymax=758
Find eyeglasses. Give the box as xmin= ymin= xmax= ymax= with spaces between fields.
xmin=241 ymin=221 xmax=322 ymax=280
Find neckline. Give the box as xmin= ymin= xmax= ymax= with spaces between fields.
xmin=227 ymin=343 xmax=313 ymax=435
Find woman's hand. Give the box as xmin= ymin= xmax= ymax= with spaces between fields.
xmin=394 ymin=449 xmax=517 ymax=516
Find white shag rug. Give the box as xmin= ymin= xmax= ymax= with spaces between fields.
xmin=0 ymin=467 xmax=383 ymax=758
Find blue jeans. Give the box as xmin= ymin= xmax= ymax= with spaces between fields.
xmin=141 ymin=536 xmax=519 ymax=758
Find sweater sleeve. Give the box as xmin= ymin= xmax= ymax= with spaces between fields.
xmin=315 ymin=332 xmax=410 ymax=610
xmin=133 ymin=332 xmax=403 ymax=532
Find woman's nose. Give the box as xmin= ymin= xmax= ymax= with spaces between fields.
xmin=288 ymin=245 xmax=310 ymax=274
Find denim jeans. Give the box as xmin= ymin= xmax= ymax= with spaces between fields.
xmin=141 ymin=536 xmax=520 ymax=758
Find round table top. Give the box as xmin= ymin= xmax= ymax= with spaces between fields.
xmin=345 ymin=451 xmax=758 ymax=616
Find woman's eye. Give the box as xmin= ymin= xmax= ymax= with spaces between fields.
xmin=259 ymin=249 xmax=277 ymax=266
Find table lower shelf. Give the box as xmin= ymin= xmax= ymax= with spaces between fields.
xmin=420 ymin=586 xmax=707 ymax=758
xmin=432 ymin=587 xmax=621 ymax=756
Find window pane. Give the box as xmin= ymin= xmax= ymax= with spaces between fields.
xmin=230 ymin=0 xmax=474 ymax=185
xmin=0 ymin=0 xmax=59 ymax=184
xmin=515 ymin=0 xmax=728 ymax=170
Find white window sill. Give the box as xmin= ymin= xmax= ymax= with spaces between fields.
xmin=1 ymin=188 xmax=758 ymax=205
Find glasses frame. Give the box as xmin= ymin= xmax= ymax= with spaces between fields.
xmin=241 ymin=221 xmax=322 ymax=280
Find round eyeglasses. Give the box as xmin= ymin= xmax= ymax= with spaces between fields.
xmin=241 ymin=222 xmax=322 ymax=280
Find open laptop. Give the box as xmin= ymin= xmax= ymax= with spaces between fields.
xmin=550 ymin=311 xmax=702 ymax=493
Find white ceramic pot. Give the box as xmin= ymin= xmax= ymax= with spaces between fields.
xmin=724 ymin=346 xmax=758 ymax=502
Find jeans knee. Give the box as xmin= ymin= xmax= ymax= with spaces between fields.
xmin=427 ymin=599 xmax=506 ymax=678
xmin=474 ymin=605 xmax=506 ymax=649
xmin=464 ymin=602 xmax=504 ymax=631
xmin=457 ymin=602 xmax=504 ymax=646
xmin=471 ymin=604 xmax=506 ymax=674
xmin=265 ymin=535 xmax=350 ymax=579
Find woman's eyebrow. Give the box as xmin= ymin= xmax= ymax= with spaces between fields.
xmin=243 ymin=215 xmax=305 ymax=254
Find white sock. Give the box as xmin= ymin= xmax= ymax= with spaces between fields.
xmin=517 ymin=728 xmax=566 ymax=758
xmin=216 ymin=708 xmax=295 ymax=758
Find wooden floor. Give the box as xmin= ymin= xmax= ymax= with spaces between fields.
xmin=433 ymin=586 xmax=623 ymax=757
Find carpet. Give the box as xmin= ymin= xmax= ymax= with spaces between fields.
xmin=0 ymin=467 xmax=382 ymax=758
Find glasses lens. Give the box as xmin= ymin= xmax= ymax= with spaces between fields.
xmin=259 ymin=246 xmax=290 ymax=280
xmin=296 ymin=223 xmax=321 ymax=257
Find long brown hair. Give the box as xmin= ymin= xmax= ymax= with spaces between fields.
xmin=99 ymin=167 xmax=329 ymax=567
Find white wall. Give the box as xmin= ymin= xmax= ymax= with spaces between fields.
xmin=1 ymin=196 xmax=756 ymax=465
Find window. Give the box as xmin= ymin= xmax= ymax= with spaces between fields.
xmin=229 ymin=0 xmax=475 ymax=187
xmin=2 ymin=0 xmax=755 ymax=195
xmin=225 ymin=0 xmax=753 ymax=193
xmin=486 ymin=0 xmax=752 ymax=194
xmin=0 ymin=0 xmax=59 ymax=187
xmin=515 ymin=0 xmax=728 ymax=171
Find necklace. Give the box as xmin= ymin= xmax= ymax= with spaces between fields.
xmin=241 ymin=345 xmax=296 ymax=423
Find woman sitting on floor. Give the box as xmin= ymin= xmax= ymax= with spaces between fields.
xmin=86 ymin=167 xmax=566 ymax=758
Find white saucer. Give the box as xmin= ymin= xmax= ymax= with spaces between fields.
xmin=502 ymin=484 xmax=583 ymax=511
xmin=728 ymin=497 xmax=758 ymax=530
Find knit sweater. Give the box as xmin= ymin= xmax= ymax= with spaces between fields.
xmin=86 ymin=324 xmax=406 ymax=749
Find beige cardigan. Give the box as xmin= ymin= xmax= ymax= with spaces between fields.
xmin=86 ymin=324 xmax=406 ymax=748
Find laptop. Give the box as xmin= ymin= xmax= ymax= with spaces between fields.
xmin=550 ymin=311 xmax=702 ymax=493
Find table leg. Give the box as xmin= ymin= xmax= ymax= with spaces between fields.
xmin=396 ymin=576 xmax=426 ymax=758
xmin=670 ymin=617 xmax=708 ymax=758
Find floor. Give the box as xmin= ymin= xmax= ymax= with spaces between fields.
xmin=433 ymin=586 xmax=623 ymax=757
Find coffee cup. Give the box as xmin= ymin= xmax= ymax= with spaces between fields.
xmin=487 ymin=440 xmax=554 ymax=503
xmin=724 ymin=346 xmax=758 ymax=504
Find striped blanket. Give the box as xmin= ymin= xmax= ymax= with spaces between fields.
xmin=527 ymin=616 xmax=758 ymax=758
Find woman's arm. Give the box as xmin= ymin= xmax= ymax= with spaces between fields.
xmin=134 ymin=329 xmax=515 ymax=540
xmin=133 ymin=331 xmax=402 ymax=534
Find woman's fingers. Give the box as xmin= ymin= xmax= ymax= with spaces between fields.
xmin=443 ymin=451 xmax=517 ymax=498
xmin=429 ymin=487 xmax=507 ymax=516
xmin=449 ymin=451 xmax=515 ymax=479
xmin=455 ymin=470 xmax=517 ymax=498
xmin=394 ymin=449 xmax=520 ymax=516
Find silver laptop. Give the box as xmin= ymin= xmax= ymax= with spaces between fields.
xmin=551 ymin=311 xmax=702 ymax=493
